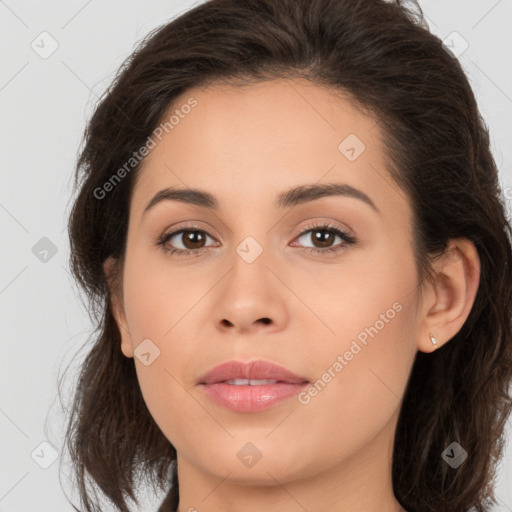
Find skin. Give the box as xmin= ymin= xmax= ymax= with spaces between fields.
xmin=104 ymin=78 xmax=480 ymax=512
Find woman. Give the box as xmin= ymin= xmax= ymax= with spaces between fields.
xmin=64 ymin=0 xmax=512 ymax=511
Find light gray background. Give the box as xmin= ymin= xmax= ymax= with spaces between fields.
xmin=1 ymin=1 xmax=511 ymax=511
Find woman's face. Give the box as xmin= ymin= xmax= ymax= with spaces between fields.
xmin=111 ymin=78 xmax=425 ymax=497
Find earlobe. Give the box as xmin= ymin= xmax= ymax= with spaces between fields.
xmin=419 ymin=238 xmax=481 ymax=352
xmin=103 ymin=257 xmax=134 ymax=358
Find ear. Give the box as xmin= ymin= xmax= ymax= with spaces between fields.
xmin=418 ymin=238 xmax=481 ymax=352
xmin=103 ymin=256 xmax=134 ymax=358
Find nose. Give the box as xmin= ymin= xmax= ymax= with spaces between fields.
xmin=220 ymin=316 xmax=272 ymax=329
xmin=212 ymin=245 xmax=289 ymax=336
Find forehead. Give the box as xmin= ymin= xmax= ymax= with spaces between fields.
xmin=129 ymin=78 xmax=407 ymax=224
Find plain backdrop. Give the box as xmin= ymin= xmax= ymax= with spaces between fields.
xmin=1 ymin=1 xmax=511 ymax=511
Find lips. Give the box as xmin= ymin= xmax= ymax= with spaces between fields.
xmin=198 ymin=359 xmax=309 ymax=385
xmin=197 ymin=360 xmax=310 ymax=413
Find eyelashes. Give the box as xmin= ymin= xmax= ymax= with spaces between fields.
xmin=155 ymin=221 xmax=357 ymax=258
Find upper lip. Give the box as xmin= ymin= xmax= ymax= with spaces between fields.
xmin=198 ymin=359 xmax=310 ymax=385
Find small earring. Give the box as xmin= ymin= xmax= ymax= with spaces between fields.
xmin=429 ymin=334 xmax=437 ymax=350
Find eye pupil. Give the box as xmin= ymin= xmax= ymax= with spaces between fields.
xmin=313 ymin=229 xmax=334 ymax=247
xmin=183 ymin=230 xmax=205 ymax=249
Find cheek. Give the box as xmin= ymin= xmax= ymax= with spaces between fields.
xmin=309 ymin=299 xmax=417 ymax=417
xmin=303 ymin=232 xmax=418 ymax=353
xmin=120 ymin=249 xmax=213 ymax=448
xmin=131 ymin=357 xmax=198 ymax=458
xmin=122 ymin=248 xmax=207 ymax=343
xmin=299 ymin=238 xmax=419 ymax=428
xmin=292 ymin=295 xmax=418 ymax=473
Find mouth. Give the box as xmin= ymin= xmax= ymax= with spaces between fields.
xmin=198 ymin=359 xmax=309 ymax=385
xmin=197 ymin=360 xmax=310 ymax=412
xmin=220 ymin=378 xmax=289 ymax=385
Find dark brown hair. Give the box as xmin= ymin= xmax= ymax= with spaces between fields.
xmin=63 ymin=0 xmax=512 ymax=511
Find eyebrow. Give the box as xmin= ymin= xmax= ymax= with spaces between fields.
xmin=142 ymin=182 xmax=379 ymax=216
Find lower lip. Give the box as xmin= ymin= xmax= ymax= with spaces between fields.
xmin=199 ymin=382 xmax=309 ymax=412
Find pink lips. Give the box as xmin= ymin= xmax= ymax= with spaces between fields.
xmin=198 ymin=360 xmax=309 ymax=413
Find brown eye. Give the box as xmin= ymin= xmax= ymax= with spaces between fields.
xmin=290 ymin=223 xmax=357 ymax=255
xmin=296 ymin=228 xmax=342 ymax=249
xmin=310 ymin=229 xmax=336 ymax=248
xmin=160 ymin=229 xmax=216 ymax=253
xmin=179 ymin=230 xmax=207 ymax=249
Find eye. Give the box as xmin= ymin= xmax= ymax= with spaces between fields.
xmin=156 ymin=226 xmax=219 ymax=257
xmin=291 ymin=222 xmax=357 ymax=255
xmin=156 ymin=221 xmax=357 ymax=258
